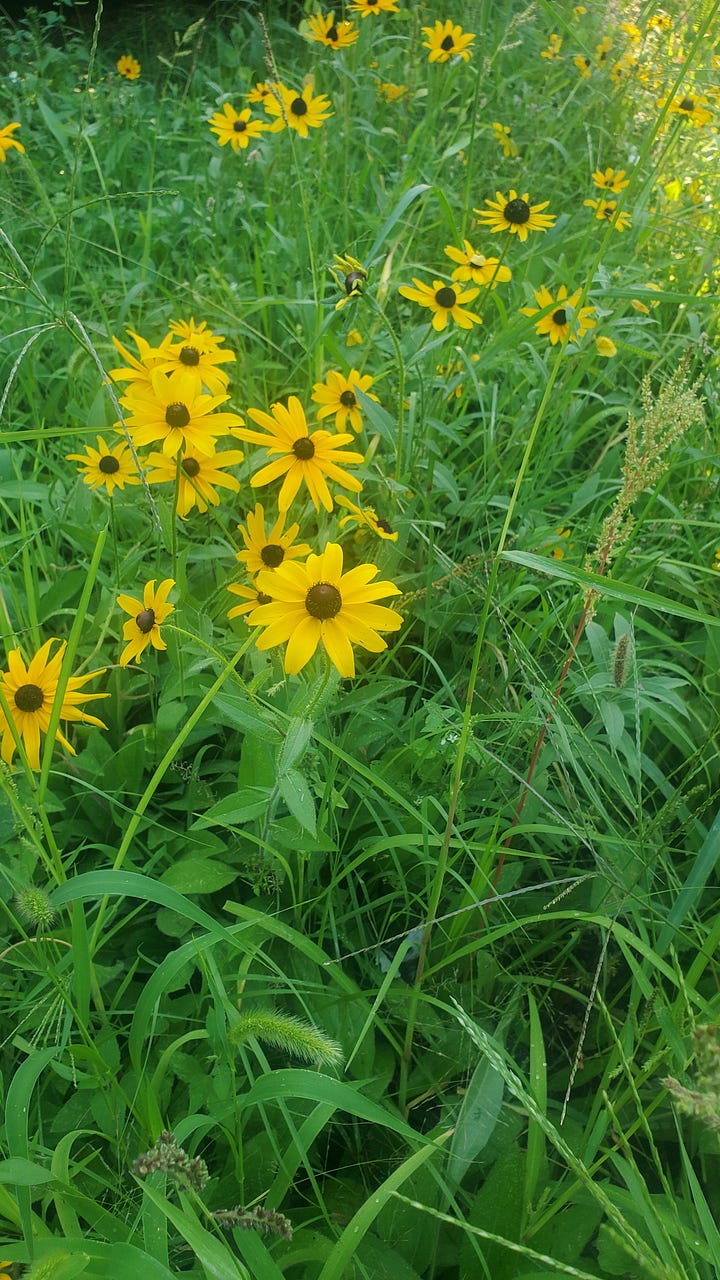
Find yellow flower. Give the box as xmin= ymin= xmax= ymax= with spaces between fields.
xmin=236 ymin=503 xmax=312 ymax=577
xmin=348 ymin=0 xmax=400 ymax=16
xmin=491 ymin=121 xmax=518 ymax=158
xmin=144 ymin=446 xmax=244 ymax=516
xmin=117 ymin=55 xmax=141 ymax=80
xmin=573 ymin=55 xmax=591 ymax=78
xmin=330 ymin=253 xmax=368 ymax=309
xmin=120 ymin=368 xmax=244 ymax=456
xmin=305 ymin=12 xmax=359 ymax=48
xmin=246 ymin=81 xmax=273 ymax=105
xmin=0 ymin=122 xmax=24 ymax=162
xmin=619 ymin=21 xmax=641 ymax=41
xmin=443 ymin=240 xmax=512 ymax=288
xmin=151 ymin=335 xmax=236 ymax=396
xmin=208 ymin=103 xmax=267 ymax=151
xmin=595 ymin=35 xmax=612 ymax=65
xmin=595 ymin=336 xmax=617 ymax=357
xmin=473 ymin=190 xmax=555 ymax=241
xmin=583 ymin=196 xmax=632 ymax=231
xmin=551 ymin=527 xmax=572 ymax=559
xmin=312 ymin=369 xmax=379 ymax=433
xmin=264 ymin=81 xmax=333 ymax=137
xmin=421 ymin=19 xmax=475 ymax=63
xmin=521 ymin=285 xmax=595 ymax=345
xmin=166 ymin=317 xmax=229 ymax=355
xmin=108 ymin=330 xmax=172 ymax=389
xmin=346 ymin=328 xmax=364 ymax=346
xmin=664 ymin=92 xmax=713 ymax=127
xmin=247 ymin=542 xmax=403 ymax=678
xmin=234 ymin=395 xmax=364 ymax=512
xmin=336 ymin=495 xmax=398 ymax=541
xmin=117 ymin=579 xmax=176 ymax=666
xmin=540 ymin=34 xmax=563 ymax=59
xmin=67 ymin=435 xmax=142 ymax=496
xmin=0 ymin=640 xmax=107 ymax=771
xmin=591 ymin=167 xmax=630 ymax=193
xmin=376 ymin=82 xmax=408 ymax=102
xmin=398 ymin=278 xmax=482 ymax=331
xmin=227 ymin=580 xmax=274 ymax=620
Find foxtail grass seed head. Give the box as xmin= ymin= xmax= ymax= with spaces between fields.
xmin=15 ymin=886 xmax=57 ymax=931
xmin=230 ymin=1009 xmax=343 ymax=1066
xmin=612 ymin=633 xmax=632 ymax=687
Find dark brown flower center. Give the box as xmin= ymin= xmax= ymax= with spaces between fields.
xmin=344 ymin=270 xmax=365 ymax=295
xmin=376 ymin=517 xmax=394 ymax=534
xmin=552 ymin=308 xmax=568 ymax=326
xmin=602 ymin=204 xmax=616 ymax=220
xmin=135 ymin=608 xmax=156 ymax=634
xmin=306 ymin=583 xmax=342 ymax=620
xmin=233 ymin=120 xmax=248 ymax=132
xmin=328 ymin=24 xmax=339 ymax=41
xmin=99 ymin=454 xmax=120 ymax=474
xmin=293 ymin=437 xmax=315 ymax=460
xmin=679 ymin=96 xmax=694 ymax=112
xmin=504 ymin=197 xmax=530 ymax=225
xmin=435 ymin=286 xmax=457 ymax=309
xmin=14 ymin=683 xmax=44 ymax=713
xmin=441 ymin=35 xmax=454 ymax=51
xmin=165 ymin=402 xmax=191 ymax=430
xmin=257 ymin=591 xmax=272 ymax=605
xmin=179 ymin=345 xmax=200 ymax=365
xmin=261 ymin=543 xmax=285 ymax=567
xmin=291 ymin=97 xmax=308 ymax=116
xmin=182 ymin=457 xmax=201 ymax=477
xmin=340 ymin=389 xmax=357 ymax=408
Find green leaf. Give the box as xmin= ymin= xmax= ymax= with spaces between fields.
xmin=446 ymin=1054 xmax=504 ymax=1188
xmin=191 ymin=788 xmax=271 ymax=829
xmin=0 ymin=1157 xmax=55 ymax=1186
xmin=278 ymin=767 xmax=317 ymax=835
xmin=160 ymin=856 xmax=238 ymax=895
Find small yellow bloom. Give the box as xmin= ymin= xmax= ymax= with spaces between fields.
xmin=336 ymin=495 xmax=398 ymax=542
xmin=0 ymin=122 xmax=25 ymax=162
xmin=573 ymin=54 xmax=591 ymax=78
xmin=376 ymin=82 xmax=408 ymax=102
xmin=0 ymin=641 xmax=107 ymax=771
xmin=398 ymin=278 xmax=482 ymax=332
xmin=208 ymin=103 xmax=267 ymax=151
xmin=540 ymin=34 xmax=563 ymax=60
xmin=492 ymin=121 xmax=518 ymax=158
xmin=117 ymin=55 xmax=141 ymax=80
xmin=421 ymin=19 xmax=475 ymax=63
xmin=591 ymin=167 xmax=630 ymax=193
xmin=595 ymin=336 xmax=617 ymax=358
xmin=346 ymin=328 xmax=364 ymax=347
xmin=117 ymin=579 xmax=176 ymax=666
xmin=583 ymin=197 xmax=632 ymax=232
xmin=305 ymin=12 xmax=359 ymax=48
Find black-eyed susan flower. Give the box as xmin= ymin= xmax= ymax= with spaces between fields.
xmin=120 ymin=368 xmax=244 ymax=456
xmin=246 ymin=81 xmax=274 ymax=105
xmin=540 ymin=34 xmax=563 ymax=59
xmin=398 ymin=278 xmax=482 ymax=332
xmin=348 ymin=0 xmax=400 ymax=16
xmin=376 ymin=82 xmax=408 ymax=102
xmin=167 ymin=317 xmax=229 ymax=355
xmin=0 ymin=1261 xmax=13 ymax=1279
xmin=228 ymin=581 xmax=274 ymax=620
xmin=209 ymin=103 xmax=267 ymax=151
xmin=573 ymin=55 xmax=591 ymax=78
xmin=492 ymin=121 xmax=518 ymax=158
xmin=421 ymin=19 xmax=475 ymax=63
xmin=595 ymin=336 xmax=617 ymax=357
xmin=473 ymin=190 xmax=555 ymax=242
xmin=330 ymin=253 xmax=368 ymax=310
xmin=619 ymin=20 xmax=641 ymax=41
xmin=312 ymin=369 xmax=379 ymax=433
xmin=591 ymin=166 xmax=630 ymax=193
xmin=108 ymin=330 xmax=172 ymax=389
xmin=0 ymin=123 xmax=24 ymax=162
xmin=443 ymin=240 xmax=512 ymax=288
xmin=595 ymin=35 xmax=612 ymax=65
xmin=117 ymin=579 xmax=175 ymax=666
xmin=520 ymin=285 xmax=596 ymax=345
xmin=234 ymin=396 xmax=364 ymax=513
xmin=117 ymin=55 xmax=141 ymax=80
xmin=336 ymin=495 xmax=398 ymax=541
xmin=647 ymin=12 xmax=671 ymax=32
xmin=550 ymin=527 xmax=572 ymax=559
xmin=144 ymin=446 xmax=244 ymax=517
xmin=306 ymin=12 xmax=359 ymax=47
xmin=0 ymin=640 xmax=107 ymax=771
xmin=247 ymin=542 xmax=402 ymax=678
xmin=236 ymin=503 xmax=312 ymax=577
xmin=67 ymin=436 xmax=142 ymax=495
xmin=151 ymin=335 xmax=236 ymax=396
xmin=664 ymin=92 xmax=713 ymax=127
xmin=583 ymin=196 xmax=632 ymax=231
xmin=264 ymin=82 xmax=333 ymax=137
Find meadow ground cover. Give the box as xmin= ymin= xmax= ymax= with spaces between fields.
xmin=0 ymin=0 xmax=719 ymax=1276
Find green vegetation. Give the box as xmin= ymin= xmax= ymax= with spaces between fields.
xmin=1 ymin=1 xmax=719 ymax=1276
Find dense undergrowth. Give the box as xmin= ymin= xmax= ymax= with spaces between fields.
xmin=0 ymin=1 xmax=719 ymax=1277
